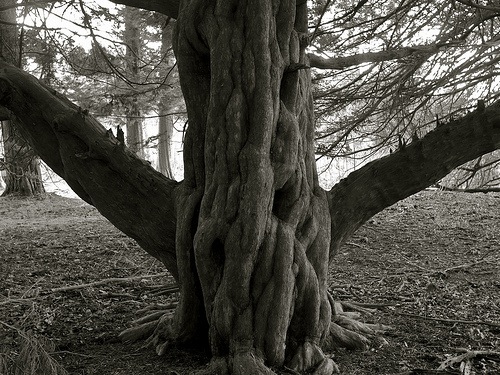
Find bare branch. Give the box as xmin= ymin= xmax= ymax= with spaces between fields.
xmin=308 ymin=43 xmax=461 ymax=70
xmin=108 ymin=0 xmax=180 ymax=19
xmin=48 ymin=272 xmax=171 ymax=294
xmin=455 ymin=0 xmax=500 ymax=12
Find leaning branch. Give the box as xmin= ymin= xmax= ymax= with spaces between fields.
xmin=0 ymin=61 xmax=180 ymax=280
xmin=327 ymin=101 xmax=500 ymax=249
xmin=0 ymin=273 xmax=174 ymax=305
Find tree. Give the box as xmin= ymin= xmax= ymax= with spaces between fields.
xmin=0 ymin=0 xmax=44 ymax=196
xmin=0 ymin=1 xmax=500 ymax=374
xmin=122 ymin=6 xmax=144 ymax=157
xmin=157 ymin=17 xmax=181 ymax=178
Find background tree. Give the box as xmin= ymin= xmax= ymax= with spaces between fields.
xmin=0 ymin=0 xmax=44 ymax=196
xmin=25 ymin=1 xmax=184 ymax=172
xmin=122 ymin=6 xmax=144 ymax=157
xmin=157 ymin=17 xmax=181 ymax=178
xmin=0 ymin=1 xmax=500 ymax=374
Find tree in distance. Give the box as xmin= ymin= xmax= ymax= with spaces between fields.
xmin=0 ymin=0 xmax=45 ymax=196
xmin=0 ymin=1 xmax=500 ymax=374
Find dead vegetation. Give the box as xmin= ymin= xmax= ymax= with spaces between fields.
xmin=0 ymin=191 xmax=499 ymax=374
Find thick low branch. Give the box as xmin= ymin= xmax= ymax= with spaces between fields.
xmin=308 ymin=43 xmax=456 ymax=70
xmin=109 ymin=0 xmax=180 ymax=18
xmin=328 ymin=101 xmax=500 ymax=251
xmin=0 ymin=61 xmax=180 ymax=280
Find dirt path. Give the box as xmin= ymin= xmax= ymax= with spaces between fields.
xmin=1 ymin=191 xmax=499 ymax=374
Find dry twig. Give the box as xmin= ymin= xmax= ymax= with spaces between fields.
xmin=47 ymin=272 xmax=172 ymax=293
xmin=438 ymin=349 xmax=500 ymax=371
xmin=395 ymin=311 xmax=500 ymax=328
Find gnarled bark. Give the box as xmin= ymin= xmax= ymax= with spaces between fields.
xmin=172 ymin=1 xmax=334 ymax=372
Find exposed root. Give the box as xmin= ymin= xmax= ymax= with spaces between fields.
xmin=131 ymin=310 xmax=167 ymax=325
xmin=144 ymin=312 xmax=175 ymax=355
xmin=232 ymin=352 xmax=277 ymax=375
xmin=287 ymin=342 xmax=339 ymax=374
xmin=195 ymin=352 xmax=276 ymax=375
xmin=313 ymin=357 xmax=340 ymax=375
xmin=325 ymin=321 xmax=370 ymax=351
xmin=118 ymin=320 xmax=157 ymax=343
xmin=324 ymin=294 xmax=391 ymax=351
xmin=118 ymin=309 xmax=175 ymax=355
xmin=288 ymin=341 xmax=324 ymax=370
xmin=334 ymin=315 xmax=391 ymax=335
xmin=118 ymin=295 xmax=390 ymax=374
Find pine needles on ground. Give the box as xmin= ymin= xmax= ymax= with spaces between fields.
xmin=0 ymin=320 xmax=67 ymax=375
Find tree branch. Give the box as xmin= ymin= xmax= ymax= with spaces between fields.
xmin=327 ymin=101 xmax=500 ymax=250
xmin=308 ymin=43 xmax=459 ymax=70
xmin=108 ymin=0 xmax=180 ymax=19
xmin=0 ymin=61 xmax=180 ymax=280
xmin=455 ymin=0 xmax=500 ymax=12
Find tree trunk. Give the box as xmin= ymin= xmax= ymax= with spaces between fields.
xmin=1 ymin=120 xmax=45 ymax=196
xmin=157 ymin=19 xmax=176 ymax=179
xmin=158 ymin=112 xmax=174 ymax=178
xmin=124 ymin=6 xmax=145 ymax=158
xmin=172 ymin=1 xmax=335 ymax=372
xmin=125 ymin=101 xmax=144 ymax=158
xmin=0 ymin=0 xmax=44 ymax=197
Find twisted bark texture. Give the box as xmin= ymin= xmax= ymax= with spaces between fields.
xmin=172 ymin=1 xmax=334 ymax=372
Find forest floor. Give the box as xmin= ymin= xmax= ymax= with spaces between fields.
xmin=0 ymin=191 xmax=499 ymax=375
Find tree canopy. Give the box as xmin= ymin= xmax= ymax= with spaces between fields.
xmin=308 ymin=0 xmax=500 ymax=186
xmin=111 ymin=0 xmax=500 ymax=187
xmin=3 ymin=0 xmax=500 ymax=187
